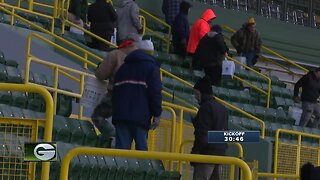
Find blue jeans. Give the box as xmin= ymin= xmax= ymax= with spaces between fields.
xmin=115 ymin=123 xmax=148 ymax=151
xmin=242 ymin=52 xmax=256 ymax=67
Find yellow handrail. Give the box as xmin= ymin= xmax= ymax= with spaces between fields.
xmin=0 ymin=83 xmax=54 ymax=180
xmin=272 ymin=129 xmax=320 ymax=179
xmin=160 ymin=69 xmax=265 ymax=139
xmin=60 ymin=148 xmax=252 ymax=180
xmin=0 ymin=2 xmax=55 ymax=33
xmin=223 ymin=25 xmax=309 ymax=74
xmin=162 ymin=90 xmax=198 ymax=110
xmin=26 ymin=33 xmax=101 ymax=68
xmin=226 ymin=55 xmax=272 ymax=108
xmin=0 ymin=7 xmax=104 ymax=69
xmin=25 ymin=54 xmax=96 ymax=119
xmin=178 ymin=139 xmax=244 ymax=180
xmin=139 ymin=8 xmax=171 ymax=53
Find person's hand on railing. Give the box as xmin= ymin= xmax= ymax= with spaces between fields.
xmin=293 ymin=96 xmax=300 ymax=103
xmin=150 ymin=116 xmax=161 ymax=130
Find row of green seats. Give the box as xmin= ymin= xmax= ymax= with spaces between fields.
xmin=53 ymin=115 xmax=112 ymax=148
xmin=36 ymin=142 xmax=181 ymax=180
xmin=228 ymin=102 xmax=295 ymax=124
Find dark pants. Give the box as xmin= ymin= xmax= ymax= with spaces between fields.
xmin=115 ymin=123 xmax=149 ymax=151
xmin=173 ymin=42 xmax=187 ymax=59
xmin=204 ymin=65 xmax=222 ymax=86
xmin=91 ymin=94 xmax=115 ymax=137
xmin=90 ymin=31 xmax=113 ymax=51
xmin=193 ymin=163 xmax=221 ymax=180
xmin=242 ymin=51 xmax=258 ymax=67
xmin=300 ymin=102 xmax=320 ymax=128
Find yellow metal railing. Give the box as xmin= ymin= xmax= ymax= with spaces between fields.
xmin=0 ymin=7 xmax=104 ymax=69
xmin=162 ymin=90 xmax=198 ymax=110
xmin=223 ymin=25 xmax=309 ymax=74
xmin=178 ymin=139 xmax=244 ymax=180
xmin=140 ymin=8 xmax=171 ymax=53
xmin=273 ymin=129 xmax=320 ymax=179
xmin=60 ymin=148 xmax=252 ymax=180
xmin=0 ymin=2 xmax=55 ymax=33
xmin=226 ymin=55 xmax=272 ymax=108
xmin=27 ymin=32 xmax=102 ymax=69
xmin=24 ymin=54 xmax=96 ymax=120
xmin=0 ymin=83 xmax=54 ymax=180
xmin=160 ymin=69 xmax=266 ymax=139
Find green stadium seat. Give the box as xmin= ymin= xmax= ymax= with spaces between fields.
xmin=57 ymin=92 xmax=73 ymax=117
xmin=0 ymin=64 xmax=7 ymax=82
xmin=243 ymin=104 xmax=255 ymax=115
xmin=33 ymin=72 xmax=48 ymax=86
xmin=240 ymin=117 xmax=252 ymax=130
xmin=0 ymin=50 xmax=5 ymax=64
xmin=281 ymin=88 xmax=293 ymax=99
xmin=22 ymin=109 xmax=38 ymax=119
xmin=274 ymin=97 xmax=286 ymax=109
xmin=78 ymin=155 xmax=92 ymax=180
xmin=254 ymin=106 xmax=266 ymax=120
xmin=66 ymin=118 xmax=85 ymax=145
xmin=0 ymin=104 xmax=14 ymax=117
xmin=275 ymin=109 xmax=287 ymax=123
xmin=27 ymin=98 xmax=44 ymax=112
xmin=94 ymin=156 xmax=109 ymax=180
xmin=239 ymin=90 xmax=251 ymax=103
xmin=228 ymin=89 xmax=240 ymax=102
xmin=77 ymin=119 xmax=98 ymax=146
xmin=58 ymin=143 xmax=81 ymax=180
xmin=20 ymin=70 xmax=34 ymax=83
xmin=53 ymin=115 xmax=71 ymax=142
xmin=5 ymin=59 xmax=18 ymax=68
xmin=104 ymin=156 xmax=117 ymax=179
xmin=0 ymin=91 xmax=12 ymax=105
xmin=11 ymin=91 xmax=27 ymax=108
xmin=265 ymin=108 xmax=277 ymax=122
xmin=114 ymin=157 xmax=129 ymax=180
xmin=11 ymin=107 xmax=24 ymax=118
xmin=284 ymin=98 xmax=294 ymax=109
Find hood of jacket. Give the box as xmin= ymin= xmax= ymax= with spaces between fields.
xmin=200 ymin=9 xmax=216 ymax=22
xmin=120 ymin=0 xmax=133 ymax=7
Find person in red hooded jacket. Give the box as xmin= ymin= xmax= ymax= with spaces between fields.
xmin=186 ymin=9 xmax=216 ymax=56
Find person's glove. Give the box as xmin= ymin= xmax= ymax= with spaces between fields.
xmin=150 ymin=116 xmax=161 ymax=130
xmin=293 ymin=96 xmax=300 ymax=103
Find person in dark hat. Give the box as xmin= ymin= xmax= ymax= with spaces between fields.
xmin=192 ymin=24 xmax=229 ymax=86
xmin=172 ymin=1 xmax=192 ymax=59
xmin=191 ymin=76 xmax=228 ymax=180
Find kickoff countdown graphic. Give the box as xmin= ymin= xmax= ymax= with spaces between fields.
xmin=208 ymin=131 xmax=260 ymax=143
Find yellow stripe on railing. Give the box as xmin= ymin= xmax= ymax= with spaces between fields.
xmin=60 ymin=148 xmax=252 ymax=180
xmin=160 ymin=69 xmax=266 ymax=139
xmin=0 ymin=83 xmax=54 ymax=180
xmin=223 ymin=25 xmax=309 ymax=74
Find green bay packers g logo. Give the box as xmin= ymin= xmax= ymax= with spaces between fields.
xmin=33 ymin=143 xmax=56 ymax=161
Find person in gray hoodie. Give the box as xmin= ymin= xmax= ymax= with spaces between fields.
xmin=116 ymin=0 xmax=143 ymax=43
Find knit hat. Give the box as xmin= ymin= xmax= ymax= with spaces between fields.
xmin=211 ymin=24 xmax=222 ymax=34
xmin=139 ymin=39 xmax=154 ymax=51
xmin=247 ymin=17 xmax=256 ymax=25
xmin=180 ymin=1 xmax=192 ymax=15
xmin=193 ymin=76 xmax=213 ymax=95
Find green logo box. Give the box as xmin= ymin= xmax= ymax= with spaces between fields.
xmin=24 ymin=143 xmax=57 ymax=162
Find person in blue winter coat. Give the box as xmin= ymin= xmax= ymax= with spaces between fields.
xmin=112 ymin=40 xmax=162 ymax=151
xmin=172 ymin=1 xmax=192 ymax=59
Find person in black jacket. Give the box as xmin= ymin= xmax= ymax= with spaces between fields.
xmin=192 ymin=24 xmax=228 ymax=86
xmin=172 ymin=1 xmax=192 ymax=59
xmin=68 ymin=0 xmax=88 ymax=28
xmin=300 ymin=162 xmax=320 ymax=180
xmin=88 ymin=0 xmax=117 ymax=51
xmin=293 ymin=68 xmax=320 ymax=128
xmin=192 ymin=76 xmax=228 ymax=180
